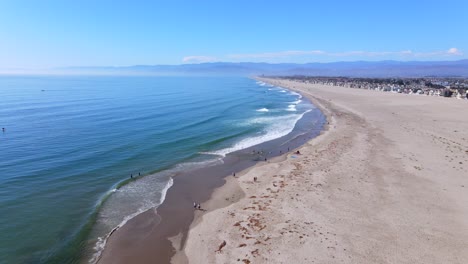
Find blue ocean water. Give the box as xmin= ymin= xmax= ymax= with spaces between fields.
xmin=0 ymin=76 xmax=320 ymax=263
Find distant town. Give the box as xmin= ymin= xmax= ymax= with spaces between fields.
xmin=273 ymin=76 xmax=468 ymax=99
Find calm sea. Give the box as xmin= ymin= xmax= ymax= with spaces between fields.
xmin=0 ymin=76 xmax=323 ymax=263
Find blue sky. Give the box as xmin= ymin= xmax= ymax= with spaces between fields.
xmin=1 ymin=0 xmax=467 ymax=69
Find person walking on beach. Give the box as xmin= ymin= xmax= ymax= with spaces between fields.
xmin=193 ymin=202 xmax=197 ymax=209
xmin=130 ymin=174 xmax=133 ymax=179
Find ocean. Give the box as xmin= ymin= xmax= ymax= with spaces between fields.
xmin=0 ymin=76 xmax=325 ymax=263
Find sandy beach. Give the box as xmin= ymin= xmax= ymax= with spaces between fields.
xmin=95 ymin=84 xmax=325 ymax=264
xmin=175 ymin=78 xmax=468 ymax=263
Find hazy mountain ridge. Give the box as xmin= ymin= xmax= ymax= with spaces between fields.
xmin=58 ymin=60 xmax=468 ymax=77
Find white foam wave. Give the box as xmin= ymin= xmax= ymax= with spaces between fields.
xmin=286 ymin=104 xmax=297 ymax=111
xmin=174 ymin=158 xmax=224 ymax=170
xmin=270 ymin=86 xmax=302 ymax=99
xmin=256 ymin=108 xmax=269 ymax=112
xmin=289 ymin=91 xmax=303 ymax=99
xmin=159 ymin=177 xmax=174 ymax=204
xmin=89 ymin=178 xmax=174 ymax=263
xmin=90 ymin=206 xmax=151 ymax=263
xmin=290 ymin=99 xmax=302 ymax=105
xmin=208 ymin=110 xmax=311 ymax=157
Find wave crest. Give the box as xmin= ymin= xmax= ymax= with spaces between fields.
xmin=206 ymin=110 xmax=311 ymax=157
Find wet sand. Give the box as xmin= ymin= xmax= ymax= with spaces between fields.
xmin=96 ymin=96 xmax=325 ymax=264
xmin=178 ymin=78 xmax=468 ymax=263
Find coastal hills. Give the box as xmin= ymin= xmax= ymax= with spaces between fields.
xmin=58 ymin=60 xmax=468 ymax=77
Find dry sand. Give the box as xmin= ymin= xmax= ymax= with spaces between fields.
xmin=174 ymin=78 xmax=468 ymax=264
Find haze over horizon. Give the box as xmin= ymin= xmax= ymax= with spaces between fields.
xmin=1 ymin=0 xmax=467 ymax=70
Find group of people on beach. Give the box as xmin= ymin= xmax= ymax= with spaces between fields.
xmin=248 ymin=147 xmax=301 ymax=182
xmin=130 ymin=172 xmax=141 ymax=179
xmin=193 ymin=202 xmax=202 ymax=210
xmin=252 ymin=146 xmax=299 ymax=162
xmin=190 ymin=146 xmax=301 ymax=212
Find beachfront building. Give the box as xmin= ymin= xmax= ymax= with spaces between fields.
xmin=277 ymin=76 xmax=468 ymax=99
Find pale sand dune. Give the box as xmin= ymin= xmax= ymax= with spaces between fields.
xmin=174 ymin=78 xmax=468 ymax=264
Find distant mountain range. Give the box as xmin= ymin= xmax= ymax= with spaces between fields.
xmin=57 ymin=60 xmax=468 ymax=77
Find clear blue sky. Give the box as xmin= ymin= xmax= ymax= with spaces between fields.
xmin=1 ymin=0 xmax=467 ymax=69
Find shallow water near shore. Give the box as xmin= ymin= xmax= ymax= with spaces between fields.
xmin=0 ymin=76 xmax=323 ymax=264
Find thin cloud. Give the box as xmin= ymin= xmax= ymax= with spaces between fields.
xmin=182 ymin=56 xmax=218 ymax=63
xmin=331 ymin=50 xmax=413 ymax=57
xmin=227 ymin=50 xmax=325 ymax=59
xmin=447 ymin=48 xmax=461 ymax=55
xmin=225 ymin=48 xmax=463 ymax=59
xmin=412 ymin=48 xmax=463 ymax=57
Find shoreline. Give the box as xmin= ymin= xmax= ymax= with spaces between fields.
xmin=179 ymin=78 xmax=468 ymax=263
xmin=95 ymin=83 xmax=326 ymax=264
xmin=172 ymin=78 xmax=335 ymax=263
